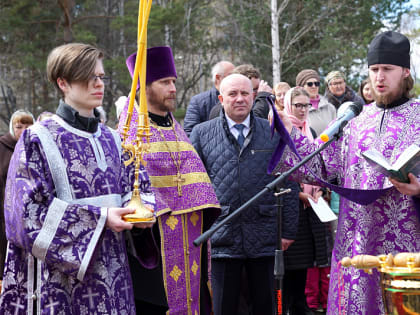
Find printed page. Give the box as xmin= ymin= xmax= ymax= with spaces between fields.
xmin=308 ymin=196 xmax=337 ymax=222
xmin=362 ymin=148 xmax=391 ymax=169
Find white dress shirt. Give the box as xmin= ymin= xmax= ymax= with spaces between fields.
xmin=225 ymin=114 xmax=251 ymax=140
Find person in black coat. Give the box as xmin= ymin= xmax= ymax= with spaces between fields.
xmin=208 ymin=64 xmax=274 ymax=120
xmin=184 ymin=61 xmax=234 ymax=135
xmin=191 ymin=74 xmax=299 ymax=315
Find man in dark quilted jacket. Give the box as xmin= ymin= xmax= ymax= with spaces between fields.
xmin=190 ymin=73 xmax=299 ymax=315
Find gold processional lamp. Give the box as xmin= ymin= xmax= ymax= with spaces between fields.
xmin=121 ymin=0 xmax=155 ymax=223
xmin=341 ymin=252 xmax=420 ymax=315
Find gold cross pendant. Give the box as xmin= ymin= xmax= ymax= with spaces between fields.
xmin=174 ymin=172 xmax=185 ymax=196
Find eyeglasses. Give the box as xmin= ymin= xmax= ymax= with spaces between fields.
xmin=306 ymin=81 xmax=320 ymax=87
xmin=90 ymin=75 xmax=110 ymax=85
xmin=292 ymin=103 xmax=311 ymax=109
xmin=329 ymin=80 xmax=344 ymax=87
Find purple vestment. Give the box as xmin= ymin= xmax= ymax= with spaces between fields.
xmin=119 ymin=106 xmax=220 ymax=314
xmin=0 ymin=115 xmax=150 ymax=314
xmin=272 ymin=100 xmax=420 ymax=314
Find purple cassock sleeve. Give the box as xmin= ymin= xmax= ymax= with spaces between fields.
xmin=268 ymin=98 xmax=420 ymax=314
xmin=4 ymin=129 xmax=108 ymax=280
xmin=267 ymin=97 xmax=394 ymax=206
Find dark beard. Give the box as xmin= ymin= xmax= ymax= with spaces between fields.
xmin=371 ymin=75 xmax=404 ymax=106
xmin=147 ymin=87 xmax=176 ymax=113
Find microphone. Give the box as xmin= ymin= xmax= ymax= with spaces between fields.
xmin=320 ymin=101 xmax=363 ymax=142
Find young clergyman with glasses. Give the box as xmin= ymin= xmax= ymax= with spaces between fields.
xmin=0 ymin=43 xmax=153 ymax=314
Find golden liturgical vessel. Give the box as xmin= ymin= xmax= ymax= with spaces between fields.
xmin=341 ymin=252 xmax=420 ymax=315
xmin=120 ymin=0 xmax=155 ymax=223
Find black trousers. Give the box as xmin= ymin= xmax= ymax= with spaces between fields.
xmin=211 ymin=257 xmax=275 ymax=315
xmin=282 ymin=268 xmax=309 ymax=315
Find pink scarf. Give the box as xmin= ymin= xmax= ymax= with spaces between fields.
xmin=283 ymin=87 xmax=314 ymax=142
xmin=284 ymin=87 xmax=319 ymax=199
xmin=310 ymin=94 xmax=320 ymax=109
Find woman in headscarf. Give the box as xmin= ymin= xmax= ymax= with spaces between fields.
xmin=281 ymin=87 xmax=331 ymax=314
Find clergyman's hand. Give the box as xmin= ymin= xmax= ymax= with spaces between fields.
xmin=107 ymin=207 xmax=135 ymax=232
xmin=389 ymin=173 xmax=420 ymax=196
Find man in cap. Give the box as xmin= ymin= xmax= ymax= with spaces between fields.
xmin=119 ymin=46 xmax=220 ymax=315
xmin=270 ymin=31 xmax=420 ymax=314
xmin=184 ymin=60 xmax=234 ymax=136
xmin=324 ymin=70 xmax=365 ymax=110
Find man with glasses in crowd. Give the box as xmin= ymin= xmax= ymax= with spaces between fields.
xmin=324 ymin=70 xmax=364 ymax=110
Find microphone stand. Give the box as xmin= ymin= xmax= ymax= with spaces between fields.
xmin=273 ymin=186 xmax=291 ymax=315
xmin=193 ymin=124 xmax=346 ymax=314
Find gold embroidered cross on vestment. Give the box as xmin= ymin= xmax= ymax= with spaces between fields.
xmin=154 ymin=120 xmax=185 ymax=196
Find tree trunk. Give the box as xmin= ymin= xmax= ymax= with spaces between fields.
xmin=58 ymin=0 xmax=76 ymax=43
xmin=271 ymin=0 xmax=281 ymax=83
xmin=119 ymin=0 xmax=126 ymax=57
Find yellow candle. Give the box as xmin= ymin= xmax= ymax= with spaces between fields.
xmin=125 ymin=0 xmax=152 ymax=131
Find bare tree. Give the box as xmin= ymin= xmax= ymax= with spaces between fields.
xmin=0 ymin=81 xmax=17 ymax=128
xmin=271 ymin=0 xmax=338 ymax=83
xmin=271 ymin=0 xmax=290 ymax=83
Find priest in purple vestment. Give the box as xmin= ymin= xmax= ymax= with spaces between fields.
xmin=119 ymin=46 xmax=220 ymax=315
xmin=270 ymin=31 xmax=420 ymax=314
xmin=0 ymin=43 xmax=154 ymax=314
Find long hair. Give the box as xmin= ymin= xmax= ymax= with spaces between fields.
xmin=402 ymin=73 xmax=414 ymax=99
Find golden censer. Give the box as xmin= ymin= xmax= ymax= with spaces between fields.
xmin=341 ymin=252 xmax=420 ymax=315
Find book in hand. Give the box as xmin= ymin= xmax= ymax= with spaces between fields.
xmin=362 ymin=144 xmax=420 ymax=183
xmin=308 ymin=196 xmax=337 ymax=222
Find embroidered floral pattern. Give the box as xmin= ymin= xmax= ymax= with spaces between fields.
xmin=276 ymin=101 xmax=420 ymax=315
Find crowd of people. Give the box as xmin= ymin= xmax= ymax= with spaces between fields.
xmin=0 ymin=30 xmax=418 ymax=315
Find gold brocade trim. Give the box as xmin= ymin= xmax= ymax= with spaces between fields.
xmin=148 ymin=140 xmax=195 ymax=154
xmin=170 ymin=265 xmax=182 ymax=282
xmin=158 ymin=213 xmax=204 ymax=315
xmin=155 ymin=203 xmax=220 ymax=217
xmin=182 ymin=214 xmax=192 ymax=315
xmin=150 ymin=172 xmax=211 ymax=188
xmin=191 ymin=260 xmax=198 ymax=276
xmin=157 ymin=216 xmax=169 ymax=307
xmin=190 ymin=212 xmax=199 ymax=226
xmin=197 ymin=214 xmax=203 ymax=315
xmin=166 ymin=215 xmax=179 ymax=231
